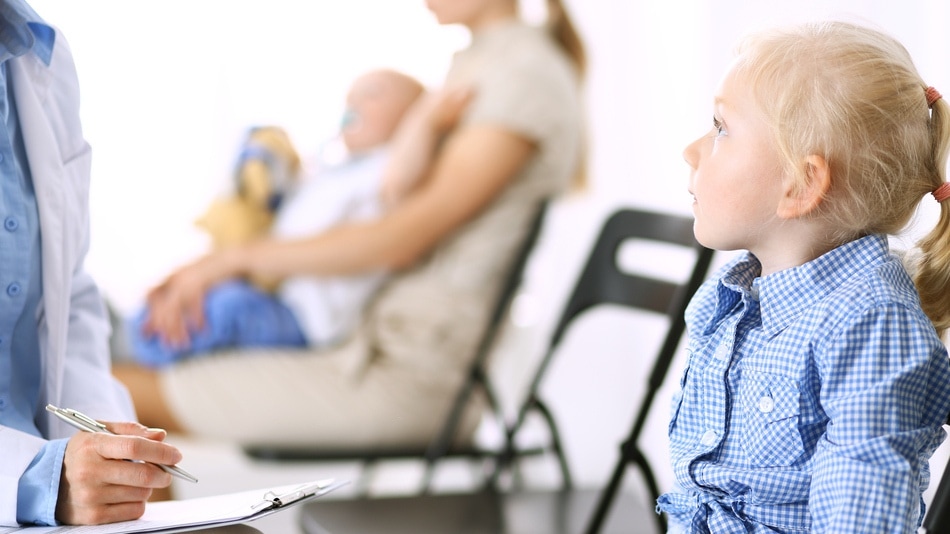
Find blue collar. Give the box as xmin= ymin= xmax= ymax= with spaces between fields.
xmin=0 ymin=0 xmax=55 ymax=66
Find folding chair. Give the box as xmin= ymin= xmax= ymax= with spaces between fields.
xmin=242 ymin=200 xmax=551 ymax=494
xmin=925 ymin=452 xmax=950 ymax=533
xmin=297 ymin=207 xmax=715 ymax=534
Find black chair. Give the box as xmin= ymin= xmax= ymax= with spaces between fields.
xmin=243 ymin=200 xmax=551 ymax=494
xmin=924 ymin=430 xmax=950 ymax=533
xmin=298 ymin=207 xmax=715 ymax=534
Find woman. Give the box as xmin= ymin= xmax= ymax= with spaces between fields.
xmin=114 ymin=0 xmax=586 ymax=450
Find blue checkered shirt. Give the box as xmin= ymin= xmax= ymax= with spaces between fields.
xmin=657 ymin=234 xmax=950 ymax=533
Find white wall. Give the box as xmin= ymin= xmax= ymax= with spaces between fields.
xmin=30 ymin=0 xmax=950 ymax=506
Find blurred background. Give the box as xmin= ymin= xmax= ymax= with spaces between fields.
xmin=28 ymin=0 xmax=950 ymax=522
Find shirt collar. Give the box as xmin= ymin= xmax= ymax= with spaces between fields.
xmin=0 ymin=0 xmax=55 ymax=66
xmin=714 ymin=234 xmax=891 ymax=336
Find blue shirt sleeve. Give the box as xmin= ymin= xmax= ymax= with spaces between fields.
xmin=809 ymin=304 xmax=949 ymax=532
xmin=17 ymin=438 xmax=67 ymax=526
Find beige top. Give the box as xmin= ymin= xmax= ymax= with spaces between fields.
xmin=161 ymin=21 xmax=583 ymax=448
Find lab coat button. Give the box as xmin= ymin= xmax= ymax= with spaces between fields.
xmin=7 ymin=283 xmax=21 ymax=296
xmin=4 ymin=217 xmax=17 ymax=231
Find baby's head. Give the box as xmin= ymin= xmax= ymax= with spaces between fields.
xmin=340 ymin=68 xmax=425 ymax=154
xmin=732 ymin=21 xmax=947 ymax=242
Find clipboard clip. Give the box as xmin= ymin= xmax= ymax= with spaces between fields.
xmin=252 ymin=480 xmax=333 ymax=511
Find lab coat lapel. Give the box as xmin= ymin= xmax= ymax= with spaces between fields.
xmin=9 ymin=52 xmax=68 ymax=406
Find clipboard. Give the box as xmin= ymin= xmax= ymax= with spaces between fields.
xmin=4 ymin=478 xmax=347 ymax=533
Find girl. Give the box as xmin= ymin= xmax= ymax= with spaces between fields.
xmin=659 ymin=21 xmax=950 ymax=532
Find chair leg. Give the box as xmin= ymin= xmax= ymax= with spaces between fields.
xmin=584 ymin=442 xmax=667 ymax=534
xmin=584 ymin=449 xmax=626 ymax=534
xmin=532 ymin=397 xmax=574 ymax=489
xmin=629 ymin=447 xmax=667 ymax=534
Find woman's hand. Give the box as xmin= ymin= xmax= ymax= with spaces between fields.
xmin=418 ymin=85 xmax=475 ymax=134
xmin=380 ymin=86 xmax=475 ymax=207
xmin=141 ymin=250 xmax=240 ymax=348
xmin=55 ymin=423 xmax=179 ymax=525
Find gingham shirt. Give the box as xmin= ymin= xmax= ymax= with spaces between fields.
xmin=657 ymin=234 xmax=950 ymax=533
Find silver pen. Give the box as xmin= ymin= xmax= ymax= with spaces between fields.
xmin=46 ymin=404 xmax=198 ymax=483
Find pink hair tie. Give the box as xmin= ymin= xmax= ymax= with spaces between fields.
xmin=933 ymin=182 xmax=950 ymax=203
xmin=926 ymin=86 xmax=942 ymax=108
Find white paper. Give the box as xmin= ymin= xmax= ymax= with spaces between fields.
xmin=8 ymin=479 xmax=343 ymax=533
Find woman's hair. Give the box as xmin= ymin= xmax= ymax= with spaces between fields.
xmin=544 ymin=0 xmax=588 ymax=190
xmin=733 ymin=21 xmax=950 ymax=335
xmin=545 ymin=0 xmax=585 ymax=78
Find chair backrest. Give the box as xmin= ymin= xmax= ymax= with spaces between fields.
xmin=243 ymin=200 xmax=552 ymax=492
xmin=422 ymin=199 xmax=550 ymax=462
xmin=924 ymin=452 xmax=950 ymax=532
xmin=496 ymin=208 xmax=713 ymax=514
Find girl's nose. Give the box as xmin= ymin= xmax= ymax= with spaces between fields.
xmin=683 ymin=137 xmax=701 ymax=170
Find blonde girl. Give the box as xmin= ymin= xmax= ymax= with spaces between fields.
xmin=660 ymin=21 xmax=950 ymax=532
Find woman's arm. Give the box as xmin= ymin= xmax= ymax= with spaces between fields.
xmin=145 ymin=123 xmax=536 ymax=346
xmin=243 ymin=123 xmax=535 ymax=275
xmin=379 ymin=86 xmax=475 ymax=207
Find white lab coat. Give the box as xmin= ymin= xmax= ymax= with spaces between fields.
xmin=0 ymin=29 xmax=135 ymax=526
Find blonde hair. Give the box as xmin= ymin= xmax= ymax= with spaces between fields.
xmin=733 ymin=21 xmax=950 ymax=335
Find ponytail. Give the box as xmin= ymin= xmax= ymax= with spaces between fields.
xmin=913 ymin=92 xmax=950 ymax=337
xmin=545 ymin=0 xmax=586 ymax=78
xmin=545 ymin=0 xmax=588 ymax=191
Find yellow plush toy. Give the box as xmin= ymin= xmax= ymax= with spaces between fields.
xmin=196 ymin=126 xmax=302 ymax=249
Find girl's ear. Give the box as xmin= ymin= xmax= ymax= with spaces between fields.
xmin=777 ymin=155 xmax=831 ymax=219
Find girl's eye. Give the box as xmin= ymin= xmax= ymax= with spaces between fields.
xmin=712 ymin=116 xmax=727 ymax=137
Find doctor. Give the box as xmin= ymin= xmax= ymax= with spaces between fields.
xmin=0 ymin=0 xmax=183 ymax=527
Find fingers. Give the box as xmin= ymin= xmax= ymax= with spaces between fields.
xmin=183 ymin=292 xmax=206 ymax=333
xmin=58 ymin=432 xmax=179 ymax=525
xmin=105 ymin=421 xmax=167 ymax=442
xmin=100 ymin=433 xmax=183 ymax=468
xmin=57 ymin=494 xmax=149 ymax=526
xmin=428 ymin=86 xmax=475 ymax=132
xmin=69 ymin=432 xmax=182 ymax=481
xmin=142 ymin=292 xmax=194 ymax=349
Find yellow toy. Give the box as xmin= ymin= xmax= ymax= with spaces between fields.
xmin=195 ymin=126 xmax=302 ymax=249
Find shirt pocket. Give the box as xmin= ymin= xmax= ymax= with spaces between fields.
xmin=739 ymin=370 xmax=805 ymax=467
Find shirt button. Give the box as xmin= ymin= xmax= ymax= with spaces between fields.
xmin=4 ymin=217 xmax=17 ymax=231
xmin=758 ymin=396 xmax=775 ymax=413
xmin=7 ymin=282 xmax=21 ymax=297
xmin=700 ymin=429 xmax=718 ymax=446
xmin=714 ymin=345 xmax=730 ymax=360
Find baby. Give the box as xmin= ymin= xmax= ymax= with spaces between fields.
xmin=125 ymin=68 xmax=465 ymax=366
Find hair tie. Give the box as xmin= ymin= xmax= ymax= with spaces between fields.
xmin=926 ymin=86 xmax=942 ymax=108
xmin=933 ymin=182 xmax=950 ymax=203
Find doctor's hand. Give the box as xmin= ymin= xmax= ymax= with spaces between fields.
xmin=55 ymin=423 xmax=179 ymax=525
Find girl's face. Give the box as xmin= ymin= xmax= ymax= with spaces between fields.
xmin=683 ymin=64 xmax=787 ymax=256
xmin=424 ymin=0 xmax=514 ymax=30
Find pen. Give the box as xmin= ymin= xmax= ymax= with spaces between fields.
xmin=46 ymin=404 xmax=198 ymax=483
